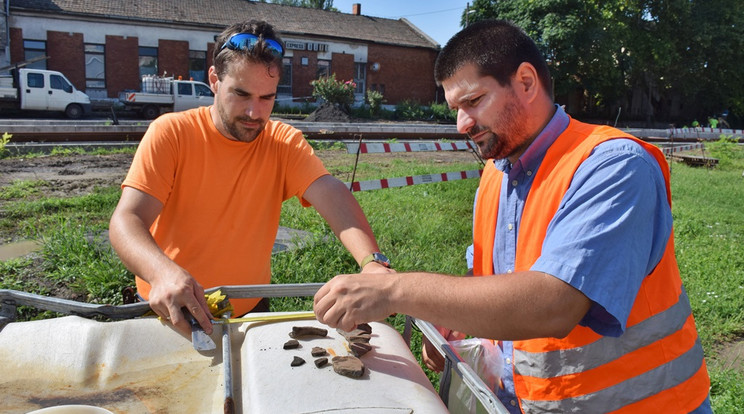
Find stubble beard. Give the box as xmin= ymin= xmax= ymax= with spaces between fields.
xmin=470 ymin=99 xmax=529 ymax=160
xmin=217 ymin=102 xmax=265 ymax=143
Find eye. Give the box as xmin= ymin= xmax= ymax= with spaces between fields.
xmin=468 ymin=95 xmax=483 ymax=106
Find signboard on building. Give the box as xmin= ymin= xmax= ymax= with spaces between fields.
xmin=285 ymin=40 xmax=328 ymax=52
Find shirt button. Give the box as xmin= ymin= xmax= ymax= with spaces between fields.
xmin=510 ymin=400 xmax=517 ymax=407
xmin=507 ymin=223 xmax=513 ymax=231
xmin=507 ymin=269 xmax=513 ymax=274
xmin=526 ymin=170 xmax=533 ymax=176
xmin=511 ymin=179 xmax=518 ymax=186
xmin=505 ymin=358 xmax=511 ymax=365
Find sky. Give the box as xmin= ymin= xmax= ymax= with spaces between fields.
xmin=332 ymin=0 xmax=472 ymax=46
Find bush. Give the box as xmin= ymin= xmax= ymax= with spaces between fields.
xmin=366 ymin=89 xmax=385 ymax=116
xmin=706 ymin=134 xmax=743 ymax=170
xmin=310 ymin=74 xmax=356 ymax=109
xmin=0 ymin=132 xmax=12 ymax=158
xmin=430 ymin=102 xmax=456 ymax=123
xmin=395 ymin=99 xmax=426 ymax=121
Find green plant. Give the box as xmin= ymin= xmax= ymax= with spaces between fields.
xmin=705 ymin=135 xmax=743 ymax=170
xmin=0 ymin=180 xmax=44 ymax=200
xmin=0 ymin=132 xmax=12 ymax=158
xmin=366 ymin=89 xmax=385 ymax=116
xmin=310 ymin=74 xmax=356 ymax=109
xmin=430 ymin=102 xmax=456 ymax=123
xmin=395 ymin=99 xmax=426 ymax=121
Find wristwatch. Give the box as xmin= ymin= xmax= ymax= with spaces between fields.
xmin=360 ymin=252 xmax=391 ymax=269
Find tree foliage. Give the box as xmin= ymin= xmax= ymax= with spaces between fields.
xmin=264 ymin=0 xmax=336 ymax=11
xmin=462 ymin=0 xmax=744 ymax=127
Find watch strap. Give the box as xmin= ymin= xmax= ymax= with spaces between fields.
xmin=360 ymin=252 xmax=390 ymax=268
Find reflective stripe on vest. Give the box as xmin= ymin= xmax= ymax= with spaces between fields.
xmin=472 ymin=118 xmax=710 ymax=412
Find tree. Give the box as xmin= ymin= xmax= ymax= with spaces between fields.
xmin=460 ymin=0 xmax=744 ymax=127
xmin=265 ymin=0 xmax=336 ymax=11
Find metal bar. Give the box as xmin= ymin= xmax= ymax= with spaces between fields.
xmin=0 ymin=289 xmax=151 ymax=320
xmin=222 ymin=311 xmax=235 ymax=414
xmin=414 ymin=318 xmax=510 ymax=414
xmin=0 ymin=284 xmax=323 ymax=325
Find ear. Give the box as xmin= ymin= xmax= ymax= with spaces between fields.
xmin=208 ymin=66 xmax=219 ymax=94
xmin=512 ymin=62 xmax=541 ymax=104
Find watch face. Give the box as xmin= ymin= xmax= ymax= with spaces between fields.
xmin=373 ymin=253 xmax=390 ymax=267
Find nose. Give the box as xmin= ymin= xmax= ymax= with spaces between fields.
xmin=244 ymin=99 xmax=258 ymax=119
xmin=456 ymin=109 xmax=475 ymax=135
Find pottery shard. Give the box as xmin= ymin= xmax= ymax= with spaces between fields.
xmin=283 ymin=339 xmax=300 ymax=350
xmin=332 ymin=356 xmax=365 ymax=378
xmin=314 ymin=357 xmax=329 ymax=368
xmin=350 ymin=342 xmax=372 ymax=358
xmin=337 ymin=324 xmax=372 ymax=343
xmin=338 ymin=330 xmax=371 ymax=344
xmin=311 ymin=346 xmax=328 ymax=357
xmin=291 ymin=356 xmax=306 ymax=367
xmin=356 ymin=323 xmax=372 ymax=334
xmin=289 ymin=326 xmax=328 ymax=338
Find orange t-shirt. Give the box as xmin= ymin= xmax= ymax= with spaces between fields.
xmin=122 ymin=106 xmax=329 ymax=314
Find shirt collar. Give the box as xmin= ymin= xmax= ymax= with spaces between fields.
xmin=493 ymin=104 xmax=570 ymax=175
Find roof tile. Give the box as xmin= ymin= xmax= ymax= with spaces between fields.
xmin=12 ymin=0 xmax=440 ymax=49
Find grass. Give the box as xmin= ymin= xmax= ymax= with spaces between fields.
xmin=1 ymin=140 xmax=743 ymax=411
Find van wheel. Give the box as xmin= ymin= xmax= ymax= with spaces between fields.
xmin=142 ymin=105 xmax=159 ymax=119
xmin=65 ymin=104 xmax=83 ymax=119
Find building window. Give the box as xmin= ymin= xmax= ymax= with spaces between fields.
xmin=139 ymin=46 xmax=158 ymax=79
xmin=189 ymin=50 xmax=206 ymax=82
xmin=278 ymin=57 xmax=292 ymax=95
xmin=84 ymin=43 xmax=105 ymax=90
xmin=354 ymin=62 xmax=366 ymax=94
xmin=23 ymin=40 xmax=47 ymax=69
xmin=317 ymin=60 xmax=330 ymax=79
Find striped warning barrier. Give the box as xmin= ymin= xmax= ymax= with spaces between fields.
xmin=659 ymin=142 xmax=705 ymax=156
xmin=346 ymin=141 xmax=474 ymax=154
xmin=345 ymin=170 xmax=483 ymax=192
xmin=669 ymin=127 xmax=744 ymax=140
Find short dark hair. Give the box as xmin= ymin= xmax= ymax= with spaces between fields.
xmin=434 ymin=19 xmax=552 ymax=98
xmin=213 ymin=20 xmax=284 ymax=79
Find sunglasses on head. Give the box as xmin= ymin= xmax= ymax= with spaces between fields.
xmin=220 ymin=33 xmax=285 ymax=58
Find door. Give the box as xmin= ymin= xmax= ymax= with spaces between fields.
xmin=173 ymin=82 xmax=214 ymax=112
xmin=48 ymin=73 xmax=76 ymax=111
xmin=21 ymin=71 xmax=49 ymax=110
xmin=173 ymin=82 xmax=195 ymax=112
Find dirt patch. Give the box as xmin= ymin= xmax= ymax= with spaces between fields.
xmin=0 ymin=153 xmax=133 ymax=198
xmin=0 ymin=148 xmax=478 ymax=201
xmin=304 ymin=103 xmax=352 ymax=123
xmin=716 ymin=339 xmax=744 ymax=372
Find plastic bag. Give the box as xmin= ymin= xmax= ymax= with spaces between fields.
xmin=447 ymin=338 xmax=503 ymax=414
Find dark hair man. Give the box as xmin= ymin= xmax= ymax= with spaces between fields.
xmin=314 ymin=19 xmax=711 ymax=413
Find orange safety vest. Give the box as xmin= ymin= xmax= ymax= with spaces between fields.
xmin=473 ymin=118 xmax=710 ymax=412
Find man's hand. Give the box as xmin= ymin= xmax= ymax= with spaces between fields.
xmin=314 ymin=273 xmax=396 ymax=332
xmin=148 ymin=267 xmax=213 ymax=337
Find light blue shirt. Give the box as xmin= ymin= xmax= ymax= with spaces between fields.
xmin=465 ymin=106 xmax=709 ymax=412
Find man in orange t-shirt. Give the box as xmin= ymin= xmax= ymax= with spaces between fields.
xmin=109 ymin=20 xmax=393 ymax=338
